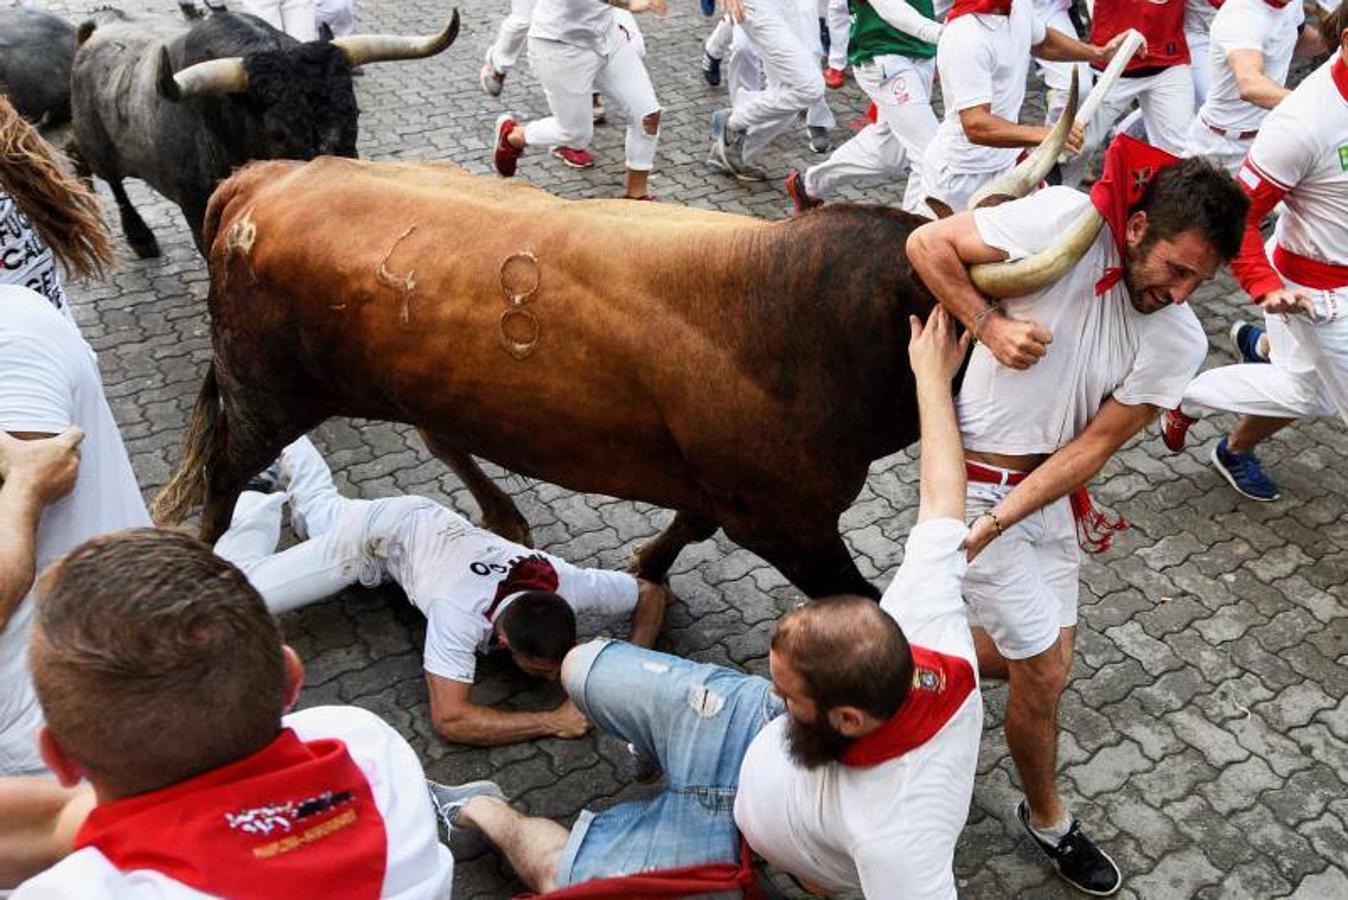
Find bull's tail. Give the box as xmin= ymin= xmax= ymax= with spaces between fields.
xmin=152 ymin=363 xmax=220 ymax=526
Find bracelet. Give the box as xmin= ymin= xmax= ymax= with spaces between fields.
xmin=971 ymin=305 xmax=1000 ymax=343
xmin=977 ymin=511 xmax=1004 ymax=537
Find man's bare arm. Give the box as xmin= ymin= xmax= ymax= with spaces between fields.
xmin=965 ymin=398 xmax=1156 ymax=558
xmin=627 ymin=578 xmax=671 ymax=648
xmin=0 ymin=430 xmax=82 ymax=630
xmin=906 ymin=214 xmax=1054 ymax=370
xmin=1228 ymin=49 xmax=1291 ymax=110
xmin=0 ymin=777 xmax=94 ymax=890
xmin=908 ymin=307 xmax=971 ymax=523
xmin=426 ymin=674 xmax=591 ymax=747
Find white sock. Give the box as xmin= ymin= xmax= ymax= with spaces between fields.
xmin=1030 ymin=810 xmax=1073 ymax=843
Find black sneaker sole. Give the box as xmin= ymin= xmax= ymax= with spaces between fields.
xmin=1016 ymin=802 xmax=1122 ymax=897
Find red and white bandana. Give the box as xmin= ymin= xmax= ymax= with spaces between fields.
xmin=839 ymin=645 xmax=976 ymax=767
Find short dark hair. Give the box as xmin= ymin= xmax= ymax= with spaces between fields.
xmin=32 ymin=528 xmax=286 ymax=797
xmin=1320 ymin=1 xmax=1347 ymax=49
xmin=497 ymin=591 xmax=577 ymax=664
xmin=1137 ymin=156 xmax=1249 ymax=260
xmin=771 ymin=595 xmax=911 ymax=720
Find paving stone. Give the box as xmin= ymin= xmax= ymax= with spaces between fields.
xmin=1254 ymin=682 xmax=1337 ymax=732
xmin=1064 ymin=739 xmax=1151 ymax=798
xmin=1197 ymin=858 xmax=1292 ymax=900
xmin=1196 ymin=755 xmax=1281 ymax=816
xmin=1292 ymin=866 xmax=1348 ymax=899
xmin=1167 ymin=708 xmax=1249 ymax=767
xmin=1129 ymin=846 xmax=1222 ymax=898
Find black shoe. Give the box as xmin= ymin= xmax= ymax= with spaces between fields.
xmin=1017 ymin=801 xmax=1121 ymax=896
xmin=242 ymin=460 xmax=282 ymax=494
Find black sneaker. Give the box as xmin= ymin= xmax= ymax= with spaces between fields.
xmin=1017 ymin=800 xmax=1121 ymax=896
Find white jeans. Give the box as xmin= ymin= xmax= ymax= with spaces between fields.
xmin=804 ymin=54 xmax=937 ymax=212
xmin=487 ymin=0 xmax=536 ymax=73
xmin=525 ymin=27 xmax=660 ymax=170
xmin=1184 ymin=116 xmax=1252 ymax=176
xmin=916 ymin=151 xmax=1014 ymax=217
xmin=1183 ymin=277 xmax=1348 ymax=423
xmin=824 ymin=0 xmax=849 ymax=70
xmin=726 ymin=0 xmax=826 ymax=162
xmin=241 ymin=0 xmax=319 ymax=41
xmin=705 ymin=14 xmax=734 ymax=59
xmin=1086 ymin=63 xmax=1194 ymax=157
xmin=728 ymin=11 xmax=834 ymax=134
xmin=313 ymin=0 xmax=355 ymax=37
xmin=1187 ymin=28 xmax=1211 ymax=105
xmin=1035 ymin=5 xmax=1095 ymax=188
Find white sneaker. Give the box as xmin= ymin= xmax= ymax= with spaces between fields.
xmin=480 ymin=51 xmax=505 ymax=98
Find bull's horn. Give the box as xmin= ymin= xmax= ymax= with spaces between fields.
xmin=969 ymin=204 xmax=1104 ymax=298
xmin=965 ymin=68 xmax=1080 ymax=211
xmin=172 ymin=56 xmax=249 ymax=99
xmin=332 ymin=8 xmax=460 ymax=66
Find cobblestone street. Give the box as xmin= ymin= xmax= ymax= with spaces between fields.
xmin=33 ymin=0 xmax=1348 ymax=896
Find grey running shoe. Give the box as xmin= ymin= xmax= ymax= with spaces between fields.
xmin=709 ymin=109 xmax=767 ymax=182
xmin=807 ymin=125 xmax=831 ymax=154
xmin=427 ymin=779 xmax=507 ymax=858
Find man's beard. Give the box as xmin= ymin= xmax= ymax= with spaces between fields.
xmin=784 ymin=712 xmax=851 ymax=769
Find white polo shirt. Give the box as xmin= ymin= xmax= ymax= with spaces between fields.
xmin=958 ymin=187 xmax=1208 ymax=454
xmin=1200 ymin=0 xmax=1303 ymax=133
xmin=383 ymin=506 xmax=638 ymax=684
xmin=1242 ymin=56 xmax=1348 ymax=266
xmin=14 ymin=706 xmax=453 ymax=899
xmin=928 ymin=0 xmax=1046 ymax=175
xmin=734 ymin=518 xmax=981 ymax=899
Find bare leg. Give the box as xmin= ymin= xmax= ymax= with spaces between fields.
xmin=421 ymin=431 xmax=532 ymax=546
xmin=624 ymin=168 xmax=650 ymax=199
xmin=1227 ymin=415 xmax=1295 ymax=454
xmin=1004 ymin=630 xmax=1072 ymax=828
xmin=458 ymin=796 xmax=569 ymax=893
xmin=633 ymin=510 xmax=717 ymax=581
xmin=973 ymin=627 xmax=1008 ymax=680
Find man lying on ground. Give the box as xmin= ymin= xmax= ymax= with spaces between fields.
xmin=213 ymin=436 xmax=672 ymax=746
xmin=427 ymin=306 xmax=982 ymax=898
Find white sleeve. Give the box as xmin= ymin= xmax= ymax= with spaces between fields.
xmin=880 ymin=518 xmax=971 ymax=658
xmin=0 ymin=304 xmax=74 ymax=435
xmin=553 ymin=558 xmax=639 ymax=618
xmin=937 ymin=21 xmax=997 ymax=111
xmin=973 ymin=187 xmax=1088 ymax=260
xmin=422 ymin=601 xmax=482 ymax=684
xmin=871 ymin=0 xmax=944 ymax=43
xmin=854 ymin=829 xmax=957 ymax=900
xmin=1245 ymin=106 xmax=1317 ymax=190
xmin=1113 ymin=309 xmax=1208 ymax=410
xmin=1211 ymin=4 xmax=1266 ymax=55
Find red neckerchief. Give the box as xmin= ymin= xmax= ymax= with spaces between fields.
xmin=1262 ymin=0 xmax=1290 ymax=7
xmin=1088 ymin=135 xmax=1182 ymax=296
xmin=947 ymin=0 xmax=1012 ymax=22
xmin=839 ymin=645 xmax=976 ymax=767
xmin=1334 ymin=55 xmax=1348 ymax=102
xmin=77 ymin=729 xmax=387 ymax=899
xmin=515 ymin=838 xmax=764 ymax=899
xmin=483 ymin=554 xmax=560 ymax=620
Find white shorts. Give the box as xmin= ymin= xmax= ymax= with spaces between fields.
xmin=963 ymin=480 xmax=1079 ymax=660
xmin=1184 ymin=116 xmax=1252 ymax=176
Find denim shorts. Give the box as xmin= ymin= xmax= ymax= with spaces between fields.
xmin=554 ymin=640 xmax=784 ymax=887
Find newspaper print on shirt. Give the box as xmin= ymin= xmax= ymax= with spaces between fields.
xmin=1 ymin=190 xmax=69 ymax=316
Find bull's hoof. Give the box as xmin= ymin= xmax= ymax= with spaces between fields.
xmin=629 ymin=544 xmax=671 ymax=582
xmin=128 ymin=233 xmax=161 ymax=259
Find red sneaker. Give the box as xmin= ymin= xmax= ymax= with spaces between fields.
xmin=785 ymin=168 xmax=821 ymax=215
xmin=553 ymin=146 xmax=595 ymax=169
xmin=1162 ymin=408 xmax=1197 ymax=452
xmin=493 ymin=115 xmax=521 ymax=178
xmin=823 ymin=67 xmax=846 ymax=90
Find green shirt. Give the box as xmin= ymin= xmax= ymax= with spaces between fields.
xmin=848 ymin=0 xmax=938 ymax=66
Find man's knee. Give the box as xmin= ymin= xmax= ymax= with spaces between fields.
xmin=641 ymin=109 xmax=661 ymax=135
xmin=560 ymin=639 xmax=611 ymax=703
xmin=1007 ymin=643 xmax=1070 ymax=707
xmin=787 ymin=72 xmax=825 ymax=109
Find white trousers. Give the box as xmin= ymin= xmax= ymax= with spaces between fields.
xmin=706 ymin=14 xmax=734 ymax=59
xmin=1183 ymin=116 xmax=1251 ymax=176
xmin=729 ymin=10 xmax=834 ymax=134
xmin=1035 ymin=5 xmax=1094 ymax=188
xmin=916 ymin=153 xmax=1014 ymax=217
xmin=241 ymin=0 xmax=319 ymax=41
xmin=824 ymin=0 xmax=849 ymax=70
xmin=726 ymin=0 xmax=826 ymax=162
xmin=1086 ymin=63 xmax=1194 ymax=157
xmin=487 ymin=0 xmax=536 ymax=72
xmin=1187 ymin=28 xmax=1211 ymax=105
xmin=313 ymin=0 xmax=355 ymax=37
xmin=524 ymin=28 xmax=660 ymax=170
xmin=1183 ymin=277 xmax=1348 ymax=423
xmin=804 ymin=54 xmax=937 ymax=212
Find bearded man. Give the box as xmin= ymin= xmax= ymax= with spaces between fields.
xmin=427 ymin=305 xmax=982 ymax=898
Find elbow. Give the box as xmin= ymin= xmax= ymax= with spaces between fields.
xmin=432 ymin=710 xmax=471 ymax=745
xmin=906 ymin=227 xmax=935 ymax=275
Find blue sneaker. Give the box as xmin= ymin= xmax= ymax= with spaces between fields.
xmin=1212 ymin=437 xmax=1281 ymax=502
xmin=701 ymin=0 xmax=716 ymax=14
xmin=1229 ymin=321 xmax=1270 ymax=364
xmin=702 ymin=51 xmax=722 ymax=87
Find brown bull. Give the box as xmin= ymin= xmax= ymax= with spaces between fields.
xmin=155 ymin=145 xmax=1076 ymax=598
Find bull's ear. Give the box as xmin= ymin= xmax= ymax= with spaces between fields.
xmin=76 ymin=20 xmax=97 ymax=47
xmin=156 ymin=47 xmax=182 ymax=101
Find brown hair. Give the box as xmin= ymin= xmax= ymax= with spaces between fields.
xmin=771 ymin=595 xmax=912 ymax=720
xmin=1138 ymin=156 xmax=1249 ymax=261
xmin=31 ymin=528 xmax=287 ymax=798
xmin=0 ymin=95 xmax=113 ymax=282
xmin=1321 ymin=1 xmax=1348 ymax=49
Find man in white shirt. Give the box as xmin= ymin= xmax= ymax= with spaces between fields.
xmin=919 ymin=0 xmax=1121 ymax=215
xmin=214 ymin=435 xmax=671 ymax=747
xmin=907 ymin=139 xmax=1249 ymax=894
xmin=432 ymin=305 xmax=982 ymax=898
xmin=10 ymin=527 xmax=453 ymax=898
xmin=1184 ymin=0 xmax=1318 ymax=173
xmin=0 ymin=288 xmax=150 ymax=776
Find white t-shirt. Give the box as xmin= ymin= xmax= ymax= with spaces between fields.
xmin=1185 ymin=0 xmax=1220 ymax=35
xmin=958 ymin=187 xmax=1208 ymax=454
xmin=929 ymin=0 xmax=1046 ymax=174
xmin=1200 ymin=0 xmax=1303 ymax=133
xmin=1242 ymin=56 xmax=1348 ymax=265
xmin=0 ymin=288 xmax=149 ymax=775
xmin=0 ymin=190 xmax=72 ymax=324
xmin=529 ymin=0 xmax=616 ymax=52
xmin=734 ymin=519 xmax=981 ymax=899
xmin=384 ymin=507 xmax=638 ymax=684
xmin=14 ymin=706 xmax=453 ymax=899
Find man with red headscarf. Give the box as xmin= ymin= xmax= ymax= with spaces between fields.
xmin=917 ymin=0 xmax=1129 ymax=215
xmin=1164 ymin=4 xmax=1348 ymax=503
xmin=908 ymin=136 xmax=1248 ymax=894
